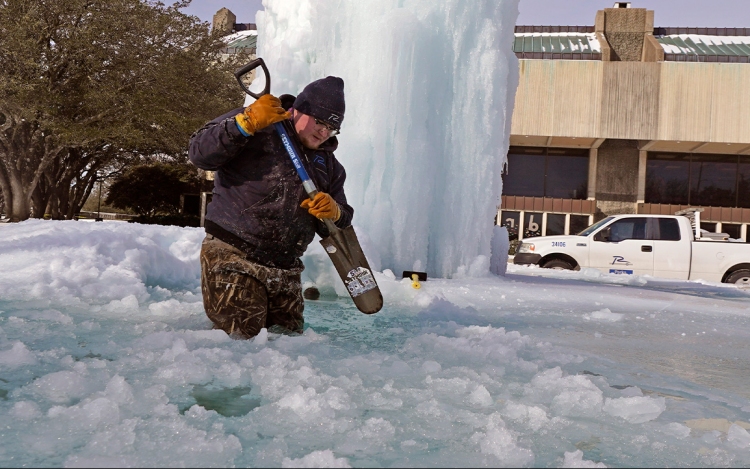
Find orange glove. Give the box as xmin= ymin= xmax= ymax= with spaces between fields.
xmin=301 ymin=192 xmax=341 ymax=221
xmin=235 ymin=94 xmax=290 ymax=136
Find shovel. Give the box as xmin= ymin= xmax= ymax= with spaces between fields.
xmin=234 ymin=59 xmax=383 ymax=314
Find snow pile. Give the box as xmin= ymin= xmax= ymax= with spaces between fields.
xmin=254 ymin=0 xmax=520 ymax=278
xmin=0 ymin=220 xmax=202 ymax=308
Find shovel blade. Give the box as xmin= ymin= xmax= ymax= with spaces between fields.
xmin=319 ymin=226 xmax=383 ymax=314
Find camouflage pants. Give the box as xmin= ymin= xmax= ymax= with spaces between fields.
xmin=199 ymin=235 xmax=304 ymax=338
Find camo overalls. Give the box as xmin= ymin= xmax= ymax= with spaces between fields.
xmin=200 ymin=235 xmax=304 ymax=338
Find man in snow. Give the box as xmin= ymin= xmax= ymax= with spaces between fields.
xmin=189 ymin=77 xmax=352 ymax=338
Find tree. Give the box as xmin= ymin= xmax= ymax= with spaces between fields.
xmin=0 ymin=0 xmax=246 ymax=221
xmin=105 ymin=161 xmax=201 ymax=216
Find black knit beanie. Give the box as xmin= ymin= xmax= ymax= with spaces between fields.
xmin=293 ymin=76 xmax=345 ymax=130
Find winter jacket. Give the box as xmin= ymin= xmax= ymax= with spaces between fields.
xmin=188 ymin=107 xmax=353 ymax=270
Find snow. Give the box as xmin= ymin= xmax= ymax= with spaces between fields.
xmin=514 ymin=32 xmax=602 ymax=53
xmin=659 ymin=34 xmax=750 ymax=54
xmin=1 ymin=220 xmax=750 ymax=467
xmin=253 ymin=0 xmax=520 ymax=278
xmin=223 ymin=30 xmax=258 ymax=43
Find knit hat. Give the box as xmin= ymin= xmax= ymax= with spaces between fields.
xmin=293 ymin=76 xmax=345 ymax=130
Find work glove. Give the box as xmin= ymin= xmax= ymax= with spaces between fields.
xmin=301 ymin=192 xmax=341 ymax=221
xmin=235 ymin=94 xmax=290 ymax=136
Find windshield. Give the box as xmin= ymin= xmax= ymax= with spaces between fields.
xmin=577 ymin=217 xmax=614 ymax=236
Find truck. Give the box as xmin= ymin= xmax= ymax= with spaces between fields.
xmin=513 ymin=210 xmax=750 ymax=286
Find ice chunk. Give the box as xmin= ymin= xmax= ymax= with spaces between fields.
xmin=525 ymin=368 xmax=604 ymax=417
xmin=602 ymin=396 xmax=666 ymax=424
xmin=255 ymin=328 xmax=268 ymax=346
xmin=421 ymin=360 xmax=442 ymax=374
xmin=552 ymin=388 xmax=604 ymax=417
xmin=470 ymin=414 xmax=534 ymax=466
xmin=562 ymin=450 xmax=607 ymax=468
xmin=661 ymin=422 xmax=691 ymax=439
xmin=30 ymin=370 xmax=91 ymax=404
xmin=0 ymin=341 xmax=37 ymax=368
xmin=727 ymin=424 xmax=750 ymax=448
xmin=468 ymin=384 xmax=493 ymax=407
xmin=104 ymin=375 xmax=135 ymax=405
xmin=585 ymin=308 xmax=624 ymax=322
xmin=10 ymin=401 xmax=42 ymax=420
xmin=502 ymin=402 xmax=550 ymax=431
xmin=281 ymin=450 xmax=351 ymax=468
xmin=148 ymin=298 xmax=203 ymax=318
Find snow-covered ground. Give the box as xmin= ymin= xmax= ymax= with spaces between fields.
xmin=1 ymin=220 xmax=749 ymax=467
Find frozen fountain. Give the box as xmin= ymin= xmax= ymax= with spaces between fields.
xmin=254 ymin=0 xmax=520 ymax=278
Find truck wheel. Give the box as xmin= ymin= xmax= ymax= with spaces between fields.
xmin=725 ymin=269 xmax=750 ymax=286
xmin=542 ymin=259 xmax=574 ymax=270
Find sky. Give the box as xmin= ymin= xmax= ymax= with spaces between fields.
xmin=181 ymin=0 xmax=750 ymax=28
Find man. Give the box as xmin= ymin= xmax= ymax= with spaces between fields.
xmin=189 ymin=77 xmax=352 ymax=338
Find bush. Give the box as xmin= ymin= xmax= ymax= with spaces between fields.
xmin=106 ymin=162 xmax=202 ymax=217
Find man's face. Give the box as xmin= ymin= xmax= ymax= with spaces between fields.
xmin=292 ymin=110 xmax=337 ymax=150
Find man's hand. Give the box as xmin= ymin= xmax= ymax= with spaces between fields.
xmin=235 ymin=94 xmax=290 ymax=136
xmin=301 ymin=192 xmax=341 ymax=221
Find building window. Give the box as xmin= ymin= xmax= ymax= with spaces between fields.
xmin=569 ymin=215 xmax=591 ymax=235
xmin=503 ymin=147 xmax=588 ymax=200
xmin=646 ymin=153 xmax=750 ymax=208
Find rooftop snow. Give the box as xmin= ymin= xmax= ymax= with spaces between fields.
xmin=657 ymin=34 xmax=750 ymax=56
xmin=513 ymin=29 xmax=750 ymax=61
xmin=223 ymin=30 xmax=257 ymax=50
xmin=513 ymin=32 xmax=601 ymax=54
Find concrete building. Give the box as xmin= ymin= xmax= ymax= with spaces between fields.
xmin=501 ymin=2 xmax=750 ymax=245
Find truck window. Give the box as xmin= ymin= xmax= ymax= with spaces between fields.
xmin=577 ymin=217 xmax=614 ymax=236
xmin=653 ymin=218 xmax=681 ymax=241
xmin=607 ymin=218 xmax=648 ymax=242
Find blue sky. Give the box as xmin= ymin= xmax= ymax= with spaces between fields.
xmin=181 ymin=0 xmax=749 ymax=28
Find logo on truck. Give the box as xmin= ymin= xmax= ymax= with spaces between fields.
xmin=611 ymin=256 xmax=632 ymax=266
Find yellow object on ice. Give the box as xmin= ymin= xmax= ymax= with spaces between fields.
xmin=411 ymin=274 xmax=421 ymax=289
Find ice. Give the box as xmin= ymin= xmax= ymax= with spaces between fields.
xmin=0 ymin=341 xmax=37 ymax=368
xmin=562 ymin=450 xmax=607 ymax=468
xmin=585 ymin=308 xmax=624 ymax=322
xmin=254 ymin=0 xmax=520 ymax=278
xmin=490 ymin=226 xmax=510 ymax=276
xmin=2 ymin=221 xmax=750 ymax=466
xmin=282 ymin=449 xmax=351 ymax=468
xmin=602 ymin=396 xmax=666 ymax=424
xmin=727 ymin=424 xmax=750 ymax=448
xmin=661 ymin=422 xmax=691 ymax=439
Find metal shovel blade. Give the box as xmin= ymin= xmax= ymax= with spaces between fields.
xmin=319 ymin=226 xmax=383 ymax=314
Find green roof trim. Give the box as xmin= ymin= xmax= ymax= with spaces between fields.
xmin=513 ymin=33 xmax=601 ymax=55
xmin=226 ymin=34 xmax=257 ymax=50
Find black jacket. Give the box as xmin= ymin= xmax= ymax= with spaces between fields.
xmin=189 ymin=108 xmax=353 ymax=269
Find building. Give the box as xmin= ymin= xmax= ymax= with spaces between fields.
xmin=501 ymin=2 xmax=750 ymax=245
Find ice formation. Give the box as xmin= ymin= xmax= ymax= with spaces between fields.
xmin=1 ymin=220 xmax=750 ymax=467
xmin=252 ymin=0 xmax=520 ymax=278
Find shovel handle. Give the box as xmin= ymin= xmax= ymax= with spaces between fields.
xmin=235 ymin=58 xmax=337 ymax=233
xmin=234 ymin=58 xmax=271 ymax=99
xmin=273 ymin=121 xmax=339 ymax=231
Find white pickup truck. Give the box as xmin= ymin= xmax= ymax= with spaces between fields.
xmin=513 ymin=212 xmax=750 ymax=285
